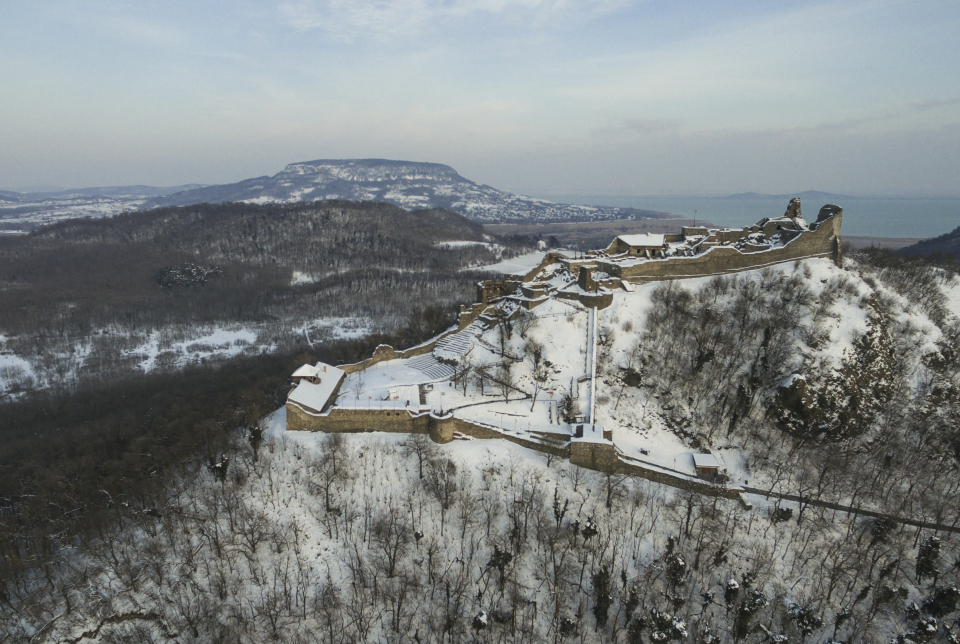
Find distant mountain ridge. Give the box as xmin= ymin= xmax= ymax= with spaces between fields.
xmin=143 ymin=158 xmax=662 ymax=223
xmin=0 ymin=185 xmax=205 ymax=202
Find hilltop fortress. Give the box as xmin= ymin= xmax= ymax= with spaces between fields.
xmin=283 ymin=199 xmax=842 ymax=501
xmin=472 ymin=199 xmax=843 ymax=312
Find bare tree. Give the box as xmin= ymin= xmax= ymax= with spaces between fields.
xmin=493 ymin=361 xmax=517 ymax=402
xmin=516 ymin=308 xmax=538 ymax=338
xmin=452 ymin=353 xmax=473 ymax=395
xmin=370 ymin=505 xmax=412 ymax=578
xmin=424 ymin=456 xmax=458 ymax=537
xmin=526 ymin=339 xmax=550 ymax=411
xmin=351 ymin=369 xmax=367 ymax=400
xmin=401 ymin=433 xmax=434 ymax=480
xmin=310 ymin=433 xmax=354 ymax=520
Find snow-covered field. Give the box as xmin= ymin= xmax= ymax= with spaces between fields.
xmin=472 ymin=250 xmax=549 ymax=276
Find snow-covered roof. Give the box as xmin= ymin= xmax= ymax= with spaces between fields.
xmin=617 ymin=233 xmax=665 ymax=247
xmin=287 ymin=363 xmax=346 ymax=413
xmin=692 ymin=453 xmax=720 ymax=469
xmin=292 ymin=364 xmax=320 ymax=378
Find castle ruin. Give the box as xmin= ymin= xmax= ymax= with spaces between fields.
xmin=283 ymin=199 xmax=841 ymax=502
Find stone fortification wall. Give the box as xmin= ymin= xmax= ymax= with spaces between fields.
xmin=286 ymin=403 xmax=431 ymax=433
xmin=428 ymin=416 xmax=571 ymax=458
xmin=288 ymin=401 xmax=746 ymax=502
xmin=339 ymin=343 xmax=435 ymax=375
xmin=615 ymin=459 xmax=744 ymax=502
xmin=570 ymin=441 xmax=617 ymax=471
xmin=604 ymin=213 xmax=841 ymax=284
xmin=286 ymin=403 xmax=571 ymax=458
xmin=518 ymin=251 xmax=562 ymax=282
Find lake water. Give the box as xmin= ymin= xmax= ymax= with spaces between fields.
xmin=535 ymin=195 xmax=959 ymax=239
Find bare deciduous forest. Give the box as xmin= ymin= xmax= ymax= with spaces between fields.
xmin=1 ymin=214 xmax=959 ymax=642
xmin=0 ymin=201 xmax=524 ymax=396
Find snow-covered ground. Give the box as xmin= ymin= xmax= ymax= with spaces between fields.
xmin=7 ymin=255 xmax=960 ymax=642
xmin=473 ymin=250 xmax=548 ymax=276
xmin=0 ymin=317 xmax=366 ymax=399
xmin=313 ymin=255 xmax=959 ymax=497
xmin=126 ymin=328 xmax=263 ymax=373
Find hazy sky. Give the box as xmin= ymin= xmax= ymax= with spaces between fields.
xmin=2 ymin=0 xmax=959 ymax=196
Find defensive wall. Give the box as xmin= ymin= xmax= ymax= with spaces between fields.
xmin=286 ymin=400 xmax=570 ymax=459
xmin=286 ymin=399 xmax=744 ymax=503
xmin=474 ymin=204 xmax=842 ymax=310
xmin=606 ymin=210 xmax=842 ymax=284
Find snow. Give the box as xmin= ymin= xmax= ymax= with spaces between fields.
xmin=692 ymin=453 xmax=720 ymax=469
xmin=474 ymin=251 xmax=547 ymax=277
xmin=297 ymin=317 xmax=372 ymax=346
xmin=434 ymin=240 xmax=502 ymax=250
xmin=287 ymin=363 xmax=346 ymax=413
xmin=572 ymin=423 xmax=608 ymax=444
xmin=17 ymin=242 xmax=960 ymax=642
xmin=290 ymin=270 xmax=320 ymax=285
xmin=125 ymin=327 xmax=269 ymax=373
xmin=291 ymin=364 xmax=320 ymax=378
xmin=943 ymin=274 xmax=960 ymax=317
xmin=0 ymin=350 xmax=35 ymax=394
xmin=617 ymin=233 xmax=665 ymax=247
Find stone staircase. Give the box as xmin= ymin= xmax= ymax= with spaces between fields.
xmin=408 ymin=355 xmax=455 ymax=380
xmin=433 ymin=320 xmax=483 ymax=361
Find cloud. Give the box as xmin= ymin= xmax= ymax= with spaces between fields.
xmin=591 ymin=118 xmax=683 ymax=137
xmin=911 ymin=96 xmax=960 ymax=111
xmin=277 ymin=0 xmax=628 ymax=39
xmin=189 ymin=50 xmax=247 ymax=61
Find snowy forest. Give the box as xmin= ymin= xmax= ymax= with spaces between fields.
xmin=2 ymin=240 xmax=959 ymax=643
xmin=0 ymin=201 xmax=528 ymax=398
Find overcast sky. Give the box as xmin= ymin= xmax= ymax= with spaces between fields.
xmin=2 ymin=0 xmax=959 ymax=196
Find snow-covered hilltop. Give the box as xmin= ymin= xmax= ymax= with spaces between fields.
xmin=285 ymin=201 xmax=957 ymax=518
xmin=143 ymin=158 xmax=657 ymax=223
xmin=1 ymin=159 xmax=666 ymax=232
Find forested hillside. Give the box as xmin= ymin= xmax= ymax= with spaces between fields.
xmin=901 ymin=226 xmax=960 ymax=261
xmin=3 ymin=248 xmax=959 ymax=643
xmin=0 ymin=201 xmax=521 ymax=397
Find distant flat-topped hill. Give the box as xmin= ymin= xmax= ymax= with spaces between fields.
xmin=143 ymin=158 xmax=665 ymax=223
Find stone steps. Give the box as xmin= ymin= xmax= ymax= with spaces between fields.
xmin=408 ymin=355 xmax=455 ymax=380
xmin=433 ymin=320 xmax=484 ymax=361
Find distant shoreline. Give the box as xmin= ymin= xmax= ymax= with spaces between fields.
xmin=843 ymin=235 xmax=924 ymax=249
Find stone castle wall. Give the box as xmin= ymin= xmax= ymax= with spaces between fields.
xmin=286 ymin=402 xmax=571 ymax=459
xmin=602 ymin=213 xmax=841 ymax=284
xmin=286 ymin=402 xmax=431 ymax=433
xmin=615 ymin=460 xmax=746 ymax=502
xmin=288 ymin=399 xmax=742 ymax=502
xmin=570 ymin=441 xmax=617 ymax=471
